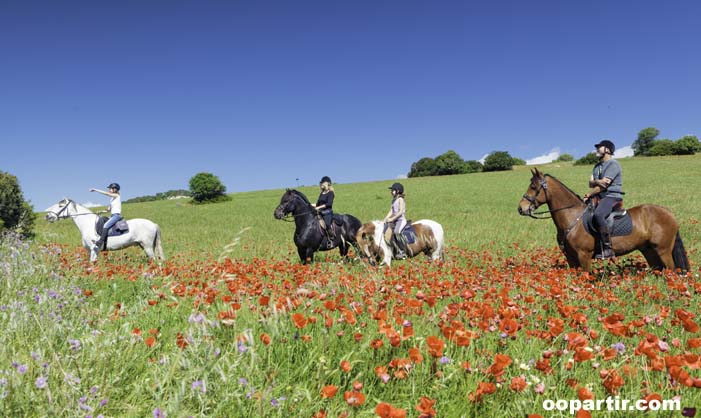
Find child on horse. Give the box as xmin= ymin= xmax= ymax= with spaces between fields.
xmin=90 ymin=183 xmax=123 ymax=249
xmin=584 ymin=140 xmax=623 ymax=259
xmin=384 ymin=182 xmax=408 ymax=259
xmin=311 ymin=176 xmax=336 ymax=241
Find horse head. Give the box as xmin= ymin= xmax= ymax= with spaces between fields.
xmin=45 ymin=198 xmax=75 ymax=223
xmin=355 ymin=221 xmax=390 ymax=266
xmin=274 ymin=189 xmax=311 ymax=219
xmin=518 ymin=168 xmax=549 ymax=217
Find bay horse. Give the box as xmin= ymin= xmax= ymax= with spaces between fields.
xmin=45 ymin=198 xmax=165 ymax=263
xmin=356 ymin=219 xmax=444 ymax=267
xmin=273 ymin=189 xmax=362 ymax=264
xmin=518 ymin=168 xmax=689 ymax=272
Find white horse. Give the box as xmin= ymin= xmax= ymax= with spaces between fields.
xmin=355 ymin=219 xmax=444 ymax=267
xmin=45 ymin=198 xmax=165 ymax=263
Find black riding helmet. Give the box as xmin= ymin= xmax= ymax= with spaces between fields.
xmin=107 ymin=183 xmax=121 ymax=191
xmin=388 ymin=182 xmax=404 ymax=194
xmin=594 ymin=140 xmax=615 ymax=155
xmin=320 ymin=176 xmax=332 ymax=184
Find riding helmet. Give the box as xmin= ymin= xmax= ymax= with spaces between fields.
xmin=107 ymin=183 xmax=121 ymax=191
xmin=594 ymin=140 xmax=615 ymax=155
xmin=320 ymin=176 xmax=332 ymax=184
xmin=388 ymin=182 xmax=404 ymax=194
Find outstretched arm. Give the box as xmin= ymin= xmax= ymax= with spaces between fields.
xmin=90 ymin=188 xmax=119 ymax=198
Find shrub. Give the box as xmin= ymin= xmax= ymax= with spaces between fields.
xmin=512 ymin=157 xmax=526 ymax=166
xmin=648 ymin=139 xmax=675 ymax=156
xmin=0 ymin=171 xmax=35 ymax=238
xmin=556 ymin=153 xmax=574 ymax=162
xmin=189 ymin=173 xmax=229 ymax=203
xmin=483 ymin=151 xmax=514 ymax=172
xmin=673 ymin=135 xmax=701 ymax=155
xmin=408 ymin=158 xmax=437 ymax=178
xmin=574 ymin=153 xmax=599 ymax=166
xmin=464 ymin=160 xmax=484 ymax=173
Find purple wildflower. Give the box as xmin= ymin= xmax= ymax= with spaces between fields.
xmin=35 ymin=376 xmax=48 ymax=389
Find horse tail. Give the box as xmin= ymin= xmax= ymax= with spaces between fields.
xmin=154 ymin=225 xmax=165 ymax=261
xmin=672 ymin=231 xmax=689 ymax=272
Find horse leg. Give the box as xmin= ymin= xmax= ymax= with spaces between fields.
xmin=142 ymin=242 xmax=156 ymax=260
xmin=639 ymin=247 xmax=663 ymax=270
xmin=576 ymin=250 xmax=592 ymax=272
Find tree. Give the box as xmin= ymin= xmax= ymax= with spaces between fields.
xmin=408 ymin=157 xmax=437 ymax=178
xmin=189 ymin=172 xmax=229 ymax=203
xmin=673 ymin=135 xmax=701 ymax=155
xmin=434 ymin=150 xmax=468 ymax=175
xmin=632 ymin=127 xmax=660 ymax=156
xmin=512 ymin=157 xmax=526 ymax=166
xmin=483 ymin=151 xmax=514 ymax=172
xmin=0 ymin=171 xmax=35 ymax=237
xmin=556 ymin=153 xmax=575 ymax=162
xmin=573 ymin=152 xmax=599 ymax=166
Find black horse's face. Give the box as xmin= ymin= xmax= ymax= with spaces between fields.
xmin=274 ymin=192 xmax=295 ymax=219
xmin=518 ymin=169 xmax=548 ymax=216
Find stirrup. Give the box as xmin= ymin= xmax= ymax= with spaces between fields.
xmin=594 ymin=248 xmax=615 ymax=259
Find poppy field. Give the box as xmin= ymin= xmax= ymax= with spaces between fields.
xmin=3 ymin=155 xmax=701 ymax=417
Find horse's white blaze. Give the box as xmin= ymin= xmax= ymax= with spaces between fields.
xmin=45 ymin=198 xmax=165 ymax=263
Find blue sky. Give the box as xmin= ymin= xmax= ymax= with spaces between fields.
xmin=2 ymin=0 xmax=700 ymax=210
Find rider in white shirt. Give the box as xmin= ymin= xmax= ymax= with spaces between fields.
xmin=90 ymin=183 xmax=123 ymax=249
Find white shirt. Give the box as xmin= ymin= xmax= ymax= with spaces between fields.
xmin=109 ymin=195 xmax=122 ymax=215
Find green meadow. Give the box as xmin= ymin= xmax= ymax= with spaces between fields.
xmin=0 ymin=155 xmax=699 ymax=418
xmin=34 ymin=154 xmax=701 ymax=264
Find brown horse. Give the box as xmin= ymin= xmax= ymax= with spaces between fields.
xmin=355 ymin=220 xmax=444 ymax=267
xmin=518 ymin=168 xmax=689 ymax=272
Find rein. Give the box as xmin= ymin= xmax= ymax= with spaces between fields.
xmin=278 ymin=193 xmax=318 ymax=222
xmin=47 ymin=200 xmax=98 ymax=219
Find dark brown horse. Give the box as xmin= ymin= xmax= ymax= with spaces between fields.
xmin=518 ymin=168 xmax=689 ymax=272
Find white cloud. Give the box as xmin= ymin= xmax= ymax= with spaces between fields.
xmin=478 ymin=153 xmax=489 ymax=164
xmin=615 ymin=145 xmax=634 ymax=158
xmin=396 ymin=174 xmax=408 ymax=179
xmin=82 ymin=201 xmax=102 ymax=208
xmin=526 ymin=148 xmax=560 ymax=165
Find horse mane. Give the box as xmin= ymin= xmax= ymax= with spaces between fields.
xmin=287 ymin=189 xmax=312 ymax=205
xmin=544 ymin=174 xmax=584 ymax=202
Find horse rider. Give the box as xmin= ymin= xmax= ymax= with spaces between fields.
xmin=384 ymin=182 xmax=408 ymax=259
xmin=90 ymin=183 xmax=123 ymax=249
xmin=583 ymin=140 xmax=623 ymax=259
xmin=311 ymin=176 xmax=336 ymax=241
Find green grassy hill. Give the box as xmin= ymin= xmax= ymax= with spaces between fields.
xmin=35 ymin=154 xmax=700 ymax=265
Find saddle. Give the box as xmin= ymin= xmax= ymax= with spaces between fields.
xmin=383 ymin=221 xmax=417 ymax=245
xmin=95 ymin=217 xmax=130 ymax=237
xmin=583 ymin=201 xmax=633 ymax=237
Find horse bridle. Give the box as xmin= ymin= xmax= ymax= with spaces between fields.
xmin=47 ymin=200 xmax=96 ymax=219
xmin=523 ymin=176 xmax=579 ymax=219
xmin=278 ymin=192 xmax=317 ymax=222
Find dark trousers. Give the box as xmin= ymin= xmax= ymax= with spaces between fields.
xmin=593 ymin=197 xmax=622 ymax=231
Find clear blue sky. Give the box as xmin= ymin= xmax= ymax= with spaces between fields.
xmin=2 ymin=0 xmax=700 ymax=210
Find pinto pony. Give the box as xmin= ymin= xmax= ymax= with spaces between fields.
xmin=356 ymin=220 xmax=444 ymax=267
xmin=517 ymin=168 xmax=689 ymax=272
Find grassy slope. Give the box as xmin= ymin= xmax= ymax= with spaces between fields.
xmin=35 ymin=154 xmax=701 ymax=265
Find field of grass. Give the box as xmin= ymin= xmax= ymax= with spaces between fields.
xmin=1 ymin=155 xmax=699 ymax=417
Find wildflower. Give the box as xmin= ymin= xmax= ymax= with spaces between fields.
xmin=68 ymin=339 xmax=81 ymax=351
xmin=320 ymin=385 xmax=338 ymax=399
xmin=35 ymin=376 xmax=48 ymax=389
xmin=611 ymin=342 xmax=626 ymax=354
xmin=191 ymin=380 xmax=206 ymax=393
xmin=17 ymin=364 xmax=28 ymax=374
xmin=439 ymin=356 xmax=451 ymax=365
xmin=153 ymin=408 xmax=165 ymax=418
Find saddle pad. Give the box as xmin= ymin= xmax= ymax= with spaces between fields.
xmin=583 ymin=209 xmax=633 ymax=237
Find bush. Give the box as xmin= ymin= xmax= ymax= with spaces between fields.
xmin=574 ymin=153 xmax=599 ymax=166
xmin=483 ymin=151 xmax=514 ymax=172
xmin=189 ymin=173 xmax=229 ymax=203
xmin=648 ymin=139 xmax=675 ymax=156
xmin=512 ymin=157 xmax=526 ymax=166
xmin=464 ymin=160 xmax=484 ymax=173
xmin=0 ymin=171 xmax=35 ymax=238
xmin=408 ymin=158 xmax=437 ymax=178
xmin=556 ymin=153 xmax=574 ymax=162
xmin=673 ymin=135 xmax=701 ymax=155
xmin=434 ymin=150 xmax=469 ymax=175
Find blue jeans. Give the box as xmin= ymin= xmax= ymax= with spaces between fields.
xmin=103 ymin=214 xmax=123 ymax=232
